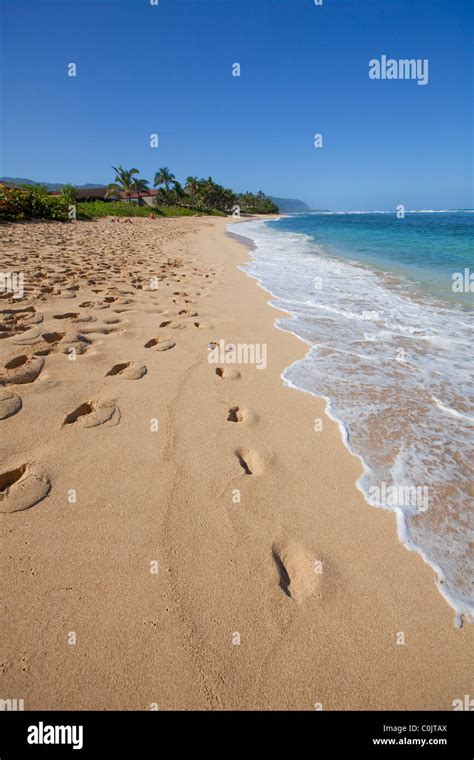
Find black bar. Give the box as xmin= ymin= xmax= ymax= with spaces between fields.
xmin=0 ymin=711 xmax=471 ymax=757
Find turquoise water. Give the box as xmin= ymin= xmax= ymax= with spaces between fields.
xmin=268 ymin=212 xmax=474 ymax=308
xmin=230 ymin=212 xmax=474 ymax=624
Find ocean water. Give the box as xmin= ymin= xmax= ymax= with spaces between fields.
xmin=229 ymin=212 xmax=473 ymax=625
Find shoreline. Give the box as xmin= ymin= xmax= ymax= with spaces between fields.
xmin=0 ymin=215 xmax=472 ymax=709
xmin=229 ymin=215 xmax=473 ymax=625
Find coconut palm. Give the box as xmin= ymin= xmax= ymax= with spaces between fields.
xmin=133 ymin=177 xmax=150 ymax=206
xmin=184 ymin=176 xmax=200 ymax=204
xmin=154 ymin=167 xmax=176 ymax=193
xmin=106 ymin=165 xmax=140 ymax=201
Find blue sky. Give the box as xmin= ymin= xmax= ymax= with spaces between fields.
xmin=1 ymin=0 xmax=472 ymax=210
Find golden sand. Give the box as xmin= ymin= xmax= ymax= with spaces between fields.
xmin=0 ymin=216 xmax=471 ymax=709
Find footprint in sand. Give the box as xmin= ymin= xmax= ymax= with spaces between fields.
xmin=228 ymin=406 xmax=244 ymax=423
xmin=0 ymin=464 xmax=51 ymax=514
xmin=106 ymin=362 xmax=147 ymax=380
xmin=79 ymin=301 xmax=109 ymax=310
xmin=144 ymin=338 xmax=176 ymax=351
xmin=194 ymin=322 xmax=210 ymax=329
xmin=0 ymin=388 xmax=22 ymax=419
xmin=177 ymin=309 xmax=198 ymax=318
xmin=53 ymin=313 xmax=79 ymax=320
xmin=11 ymin=326 xmax=43 ymax=345
xmin=58 ymin=333 xmax=91 ymax=355
xmin=272 ymin=539 xmax=323 ymax=604
xmin=81 ymin=325 xmax=123 ymax=337
xmin=1 ymin=355 xmax=44 ymax=385
xmin=234 ymin=448 xmax=265 ymax=476
xmin=159 ymin=320 xmax=185 ymax=330
xmin=32 ymin=332 xmax=63 ymax=355
xmin=216 ymin=367 xmax=240 ymax=380
xmin=102 ymin=318 xmax=122 ymax=325
xmin=227 ymin=406 xmax=258 ymax=425
xmin=34 ymin=332 xmax=91 ymax=357
xmin=71 ymin=314 xmax=96 ymax=324
xmin=63 ymin=400 xmax=120 ymax=428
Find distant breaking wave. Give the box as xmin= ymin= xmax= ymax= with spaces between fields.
xmin=308 ymin=209 xmax=474 ymax=215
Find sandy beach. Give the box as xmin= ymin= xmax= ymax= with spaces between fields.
xmin=0 ymin=216 xmax=472 ymax=710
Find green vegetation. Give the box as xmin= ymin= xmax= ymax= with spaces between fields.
xmin=148 ymin=167 xmax=279 ymax=214
xmin=60 ymin=183 xmax=77 ymax=205
xmin=76 ymin=201 xmax=225 ymax=219
xmin=106 ymin=165 xmax=149 ymax=200
xmin=238 ymin=190 xmax=280 ymax=214
xmin=0 ymin=183 xmax=69 ymax=221
xmin=0 ymin=164 xmax=278 ymax=222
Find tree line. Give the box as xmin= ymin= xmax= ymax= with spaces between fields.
xmin=106 ymin=165 xmax=279 ymax=214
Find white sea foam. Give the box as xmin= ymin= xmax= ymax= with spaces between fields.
xmin=229 ymin=219 xmax=474 ymax=624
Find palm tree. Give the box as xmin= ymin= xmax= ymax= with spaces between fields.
xmin=170 ymin=181 xmax=186 ymax=207
xmin=106 ymin=165 xmax=140 ymax=202
xmin=154 ymin=186 xmax=172 ymax=207
xmin=154 ymin=167 xmax=176 ymax=193
xmin=133 ymin=177 xmax=150 ymax=206
xmin=185 ymin=176 xmax=199 ymax=203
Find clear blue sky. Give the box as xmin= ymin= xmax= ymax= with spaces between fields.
xmin=1 ymin=0 xmax=472 ymax=210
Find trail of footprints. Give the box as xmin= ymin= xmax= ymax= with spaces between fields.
xmin=0 ymin=218 xmax=317 ymax=604
xmin=0 ymin=221 xmax=216 ymax=515
xmin=215 ymin=347 xmax=322 ymax=604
